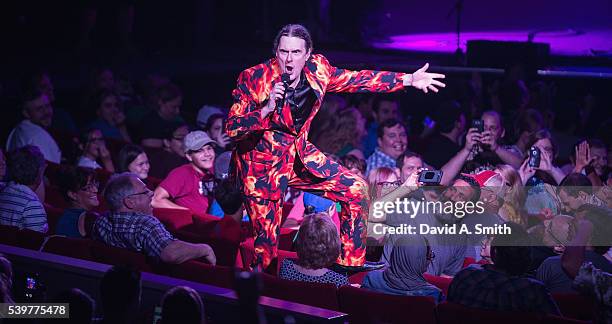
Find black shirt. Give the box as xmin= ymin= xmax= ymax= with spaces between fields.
xmin=422 ymin=134 xmax=461 ymax=169
xmin=285 ymin=73 xmax=317 ymax=133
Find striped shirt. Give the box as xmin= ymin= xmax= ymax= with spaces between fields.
xmin=0 ymin=182 xmax=48 ymax=233
xmin=92 ymin=211 xmax=175 ymax=258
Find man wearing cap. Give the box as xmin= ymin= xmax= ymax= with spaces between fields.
xmin=152 ymin=131 xmax=217 ymax=216
xmin=226 ymin=24 xmax=446 ymax=271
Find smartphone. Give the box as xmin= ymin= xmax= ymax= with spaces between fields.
xmin=24 ymin=273 xmax=41 ymax=300
xmin=471 ymin=119 xmax=484 ymax=133
xmin=529 ymin=146 xmax=541 ymax=168
xmin=418 ymin=170 xmax=443 ymax=185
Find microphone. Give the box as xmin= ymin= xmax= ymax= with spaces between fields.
xmin=276 ymin=73 xmax=291 ymax=114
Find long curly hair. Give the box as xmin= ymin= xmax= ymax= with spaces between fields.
xmin=316 ymin=107 xmax=366 ymax=155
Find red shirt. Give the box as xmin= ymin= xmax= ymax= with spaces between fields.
xmin=160 ymin=164 xmax=212 ymax=216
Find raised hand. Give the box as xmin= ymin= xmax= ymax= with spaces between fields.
xmin=573 ymin=141 xmax=593 ymax=173
xmin=464 ymin=128 xmax=482 ymax=151
xmin=519 ymin=158 xmax=536 ymax=185
xmin=405 ymin=63 xmax=446 ymax=94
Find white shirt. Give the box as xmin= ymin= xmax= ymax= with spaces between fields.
xmin=6 ymin=120 xmax=62 ymax=163
xmin=78 ymin=156 xmax=102 ymax=170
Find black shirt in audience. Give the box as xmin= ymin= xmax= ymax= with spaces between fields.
xmin=422 ymin=134 xmax=460 ymax=169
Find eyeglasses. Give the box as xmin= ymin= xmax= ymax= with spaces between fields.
xmin=377 ymin=181 xmax=401 ymax=187
xmin=127 ymin=188 xmax=152 ymax=197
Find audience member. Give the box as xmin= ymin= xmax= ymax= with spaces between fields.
xmin=198 ymin=105 xmax=231 ymax=154
xmin=395 ymin=150 xmax=423 ymax=183
xmin=362 ymin=235 xmax=444 ymax=302
xmin=6 ymin=88 xmax=62 ymax=163
xmin=340 ymin=154 xmax=366 ymax=179
xmin=160 ymin=286 xmax=206 ymax=324
xmin=55 ymin=166 xmax=100 ymax=237
xmin=495 ymin=164 xmax=527 ymax=226
xmin=462 ymin=110 xmax=523 ymax=173
xmin=93 ymin=172 xmax=216 ymax=264
xmin=561 ymin=219 xmax=611 ymax=324
xmin=88 ymin=90 xmax=132 ymax=143
xmin=511 ymin=109 xmax=545 ymax=158
xmin=140 ymin=83 xmax=185 ymax=148
xmin=0 ymin=146 xmax=48 ymax=232
xmin=362 ymin=95 xmax=400 ymax=157
xmin=365 ymin=119 xmax=408 ymax=176
xmin=537 ymin=209 xmax=611 ymax=293
xmin=317 ymin=107 xmax=367 ymax=160
xmin=28 ymin=71 xmax=77 ymax=134
xmin=152 ymin=131 xmax=216 ymax=216
xmin=147 ymin=122 xmax=189 ymax=179
xmin=117 ymin=144 xmax=150 ymax=180
xmin=99 ymin=266 xmax=141 ymax=324
xmin=279 ymin=213 xmax=349 ymax=286
xmin=76 ymin=128 xmax=115 ymax=173
xmin=448 ymin=222 xmax=560 ymax=315
xmin=422 ymin=101 xmax=465 ymax=169
xmin=563 ymin=139 xmax=608 ymax=186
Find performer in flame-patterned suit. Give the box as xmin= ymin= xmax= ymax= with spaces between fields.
xmin=226 ymin=24 xmax=446 ymax=271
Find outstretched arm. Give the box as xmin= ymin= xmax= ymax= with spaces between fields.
xmin=327 ymin=60 xmax=445 ymax=94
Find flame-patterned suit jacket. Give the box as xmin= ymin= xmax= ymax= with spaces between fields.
xmin=226 ymin=54 xmax=407 ymax=200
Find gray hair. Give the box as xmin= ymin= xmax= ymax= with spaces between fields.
xmin=103 ymin=172 xmax=139 ymax=211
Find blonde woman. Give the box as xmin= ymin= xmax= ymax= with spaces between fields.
xmin=495 ymin=164 xmax=527 ymax=226
xmin=316 ymin=107 xmax=367 ymax=160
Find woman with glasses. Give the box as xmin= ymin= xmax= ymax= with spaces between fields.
xmin=361 ymin=235 xmax=444 ymax=303
xmin=55 ymin=166 xmax=101 ymax=238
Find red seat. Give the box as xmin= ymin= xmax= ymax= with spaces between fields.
xmin=348 ymin=271 xmax=368 ymax=285
xmin=90 ymin=242 xmax=154 ymax=273
xmin=173 ymin=229 xmax=239 ymax=267
xmin=552 ymin=293 xmax=594 ymax=321
xmin=41 ymin=236 xmax=95 ymax=261
xmin=0 ymin=225 xmax=19 ymax=246
xmin=44 ymin=186 xmax=69 ymax=209
xmin=463 ymin=257 xmax=476 ymax=268
xmin=153 ymin=208 xmax=194 ymax=232
xmin=44 ymin=204 xmax=64 ymax=235
xmin=265 ymin=249 xmax=297 ymax=276
xmin=338 ymin=285 xmax=436 ymax=324
xmin=424 ymin=273 xmax=452 ymax=295
xmin=261 ymin=273 xmax=340 ymax=311
xmin=16 ymin=229 xmax=47 ymax=250
xmin=145 ymin=176 xmax=162 ymax=190
xmin=170 ymin=260 xmax=235 ymax=289
xmin=435 ymin=301 xmax=543 ymax=324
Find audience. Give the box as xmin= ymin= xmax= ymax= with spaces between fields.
xmin=395 ymin=150 xmax=423 ymax=183
xmin=76 ymin=128 xmax=115 ymax=173
xmin=362 ymin=95 xmax=400 ymax=157
xmin=152 ymin=131 xmax=216 ymax=216
xmin=197 ymin=105 xmax=231 ymax=154
xmin=0 ymin=145 xmax=48 ymax=232
xmin=365 ymin=119 xmax=408 ymax=176
xmin=147 ymin=122 xmax=189 ymax=179
xmin=317 ymin=107 xmax=367 ymax=160
xmin=99 ymin=266 xmax=141 ymax=324
xmin=92 ymin=172 xmax=216 ymax=264
xmin=88 ymin=90 xmax=132 ymax=143
xmin=55 ymin=166 xmax=100 ymax=238
xmin=448 ymin=222 xmax=561 ymax=315
xmin=422 ymin=101 xmax=465 ymax=169
xmin=279 ymin=213 xmax=349 ymax=286
xmin=117 ymin=144 xmax=150 ymax=180
xmin=494 ymin=164 xmax=527 ymax=226
xmin=28 ymin=71 xmax=77 ymax=134
xmin=6 ymin=88 xmax=62 ymax=163
xmin=140 ymin=83 xmax=185 ymax=148
xmin=160 ymin=286 xmax=206 ymax=324
xmin=362 ymin=235 xmax=444 ymax=302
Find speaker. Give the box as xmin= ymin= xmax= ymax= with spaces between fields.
xmin=467 ymin=40 xmax=550 ymax=70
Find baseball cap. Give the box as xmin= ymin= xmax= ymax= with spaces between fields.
xmin=184 ymin=131 xmax=217 ymax=153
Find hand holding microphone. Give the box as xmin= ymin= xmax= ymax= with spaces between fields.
xmin=262 ymin=73 xmax=291 ymax=119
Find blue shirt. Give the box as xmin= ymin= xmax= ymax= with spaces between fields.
xmin=365 ymin=147 xmax=397 ymax=176
xmin=0 ymin=182 xmax=48 ymax=232
xmin=362 ymin=121 xmax=378 ymax=158
xmin=56 ymin=208 xmax=85 ymax=238
xmin=362 ymin=270 xmax=444 ymax=303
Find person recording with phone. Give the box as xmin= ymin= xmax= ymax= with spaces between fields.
xmin=226 ymin=24 xmax=446 ymax=272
